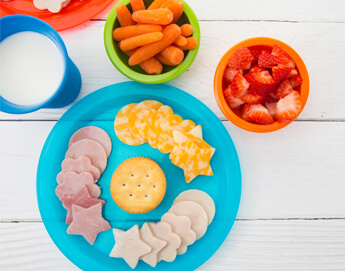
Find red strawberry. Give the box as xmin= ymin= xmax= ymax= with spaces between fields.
xmin=224 ymin=67 xmax=242 ymax=85
xmin=276 ymin=79 xmax=294 ymax=99
xmin=244 ymin=70 xmax=276 ymax=95
xmin=276 ymin=91 xmax=302 ymax=123
xmin=287 ymin=69 xmax=298 ymax=78
xmin=289 ymin=74 xmax=303 ymax=88
xmin=271 ymin=44 xmax=295 ymax=68
xmin=272 ymin=65 xmax=293 ymax=85
xmin=262 ymin=92 xmax=278 ymax=104
xmin=240 ymin=93 xmax=265 ymax=104
xmin=258 ymin=50 xmax=277 ymax=68
xmin=249 ymin=64 xmax=265 ymax=73
xmin=223 ymin=85 xmax=245 ymax=109
xmin=231 ymin=72 xmax=250 ymax=98
xmin=249 ymin=48 xmax=262 ymax=63
xmin=265 ymin=102 xmax=277 ymax=120
xmin=243 ymin=104 xmax=274 ymax=124
xmin=228 ymin=46 xmax=254 ymax=70
xmin=241 ymin=106 xmax=253 ymax=122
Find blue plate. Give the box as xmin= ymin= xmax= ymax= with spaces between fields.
xmin=37 ymin=82 xmax=241 ymax=271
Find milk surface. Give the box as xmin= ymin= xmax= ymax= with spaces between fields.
xmin=0 ymin=31 xmax=65 ymax=106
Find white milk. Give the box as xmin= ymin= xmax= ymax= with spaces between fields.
xmin=0 ymin=31 xmax=65 ymax=106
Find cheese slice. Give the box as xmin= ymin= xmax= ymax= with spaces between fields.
xmin=156 ymin=114 xmax=195 ymax=154
xmin=114 ymin=103 xmax=145 ymax=146
xmin=171 ymin=140 xmax=213 ymax=183
xmin=169 ymin=125 xmax=215 ymax=160
xmin=128 ymin=100 xmax=163 ymax=142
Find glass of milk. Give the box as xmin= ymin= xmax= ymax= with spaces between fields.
xmin=0 ymin=15 xmax=82 ymax=114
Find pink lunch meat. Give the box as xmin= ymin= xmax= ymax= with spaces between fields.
xmin=69 ymin=126 xmax=112 ymax=157
xmin=56 ymin=156 xmax=101 ymax=184
xmin=65 ymin=139 xmax=107 ymax=173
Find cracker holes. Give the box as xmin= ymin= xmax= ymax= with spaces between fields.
xmin=129 ymin=194 xmax=133 ymax=197
xmin=122 ymin=183 xmax=126 ymax=186
xmin=138 ymin=184 xmax=141 ymax=187
xmin=145 ymin=195 xmax=148 ymax=198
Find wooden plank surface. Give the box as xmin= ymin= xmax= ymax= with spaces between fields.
xmin=1 ymin=121 xmax=344 ymax=220
xmin=1 ymin=220 xmax=344 ymax=270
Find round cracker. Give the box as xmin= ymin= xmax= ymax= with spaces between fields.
xmin=173 ymin=189 xmax=215 ymax=224
xmin=110 ymin=157 xmax=166 ymax=214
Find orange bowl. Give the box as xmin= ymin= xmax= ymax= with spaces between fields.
xmin=214 ymin=37 xmax=309 ymax=133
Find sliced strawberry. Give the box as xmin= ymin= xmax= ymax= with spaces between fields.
xmin=287 ymin=69 xmax=298 ymax=78
xmin=228 ymin=46 xmax=254 ymax=70
xmin=276 ymin=91 xmax=302 ymax=123
xmin=265 ymin=102 xmax=277 ymax=120
xmin=262 ymin=92 xmax=278 ymax=104
xmin=289 ymin=74 xmax=303 ymax=88
xmin=272 ymin=65 xmax=293 ymax=85
xmin=240 ymin=93 xmax=265 ymax=104
xmin=223 ymin=85 xmax=245 ymax=109
xmin=249 ymin=48 xmax=262 ymax=63
xmin=258 ymin=50 xmax=277 ymax=68
xmin=231 ymin=72 xmax=249 ymax=98
xmin=249 ymin=64 xmax=265 ymax=73
xmin=224 ymin=67 xmax=242 ymax=85
xmin=244 ymin=70 xmax=276 ymax=96
xmin=271 ymin=44 xmax=295 ymax=68
xmin=276 ymin=79 xmax=294 ymax=99
xmin=243 ymin=104 xmax=274 ymax=124
xmin=241 ymin=106 xmax=253 ymax=122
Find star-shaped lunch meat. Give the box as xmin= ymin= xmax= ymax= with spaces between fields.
xmin=67 ymin=203 xmax=111 ymax=245
xmin=110 ymin=224 xmax=151 ymax=269
xmin=171 ymin=140 xmax=213 ymax=183
xmin=60 ymin=186 xmax=105 ymax=224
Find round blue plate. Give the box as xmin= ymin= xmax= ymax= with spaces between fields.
xmin=37 ymin=82 xmax=241 ymax=271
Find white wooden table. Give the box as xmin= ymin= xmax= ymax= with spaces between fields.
xmin=1 ymin=0 xmax=345 ymax=270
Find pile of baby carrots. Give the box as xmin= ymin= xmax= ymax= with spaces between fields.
xmin=113 ymin=0 xmax=197 ymax=75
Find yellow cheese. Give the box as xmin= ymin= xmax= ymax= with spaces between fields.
xmin=171 ymin=140 xmax=213 ymax=183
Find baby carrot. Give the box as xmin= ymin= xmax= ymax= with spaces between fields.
xmin=130 ymin=0 xmax=145 ymax=12
xmin=180 ymin=24 xmax=193 ymax=37
xmin=119 ymin=32 xmax=163 ymax=52
xmin=155 ymin=54 xmax=176 ymax=66
xmin=159 ymin=0 xmax=184 ymax=24
xmin=148 ymin=0 xmax=167 ymax=10
xmin=175 ymin=37 xmax=197 ymax=51
xmin=129 ymin=24 xmax=181 ymax=66
xmin=173 ymin=35 xmax=187 ymax=46
xmin=123 ymin=49 xmax=163 ymax=75
xmin=116 ymin=4 xmax=136 ymax=27
xmin=113 ymin=24 xmax=163 ymax=41
xmin=132 ymin=8 xmax=173 ymax=25
xmin=159 ymin=45 xmax=184 ymax=66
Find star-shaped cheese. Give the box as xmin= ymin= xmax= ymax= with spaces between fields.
xmin=139 ymin=105 xmax=173 ymax=148
xmin=110 ymin=224 xmax=151 ymax=269
xmin=67 ymin=203 xmax=111 ymax=245
xmin=169 ymin=125 xmax=215 ymax=160
xmin=139 ymin=223 xmax=167 ymax=267
xmin=171 ymin=140 xmax=213 ymax=183
xmin=156 ymin=114 xmax=195 ymax=154
xmin=60 ymin=186 xmax=105 ymax=224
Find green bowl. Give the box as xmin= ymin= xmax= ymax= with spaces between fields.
xmin=104 ymin=0 xmax=200 ymax=84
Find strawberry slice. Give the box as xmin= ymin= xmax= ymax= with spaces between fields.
xmin=241 ymin=93 xmax=265 ymax=104
xmin=272 ymin=65 xmax=293 ymax=85
xmin=271 ymin=44 xmax=295 ymax=68
xmin=287 ymin=69 xmax=298 ymax=78
xmin=243 ymin=104 xmax=274 ymax=124
xmin=249 ymin=64 xmax=265 ymax=74
xmin=223 ymin=85 xmax=245 ymax=109
xmin=289 ymin=74 xmax=303 ymax=88
xmin=244 ymin=70 xmax=276 ymax=96
xmin=249 ymin=48 xmax=263 ymax=63
xmin=231 ymin=72 xmax=250 ymax=98
xmin=224 ymin=67 xmax=242 ymax=85
xmin=276 ymin=91 xmax=302 ymax=123
xmin=228 ymin=46 xmax=254 ymax=70
xmin=258 ymin=50 xmax=277 ymax=68
xmin=241 ymin=106 xmax=253 ymax=122
xmin=265 ymin=102 xmax=277 ymax=120
xmin=262 ymin=92 xmax=278 ymax=104
xmin=276 ymin=79 xmax=294 ymax=99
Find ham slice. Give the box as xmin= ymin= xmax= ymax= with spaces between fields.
xmin=69 ymin=126 xmax=112 ymax=157
xmin=56 ymin=156 xmax=101 ymax=184
xmin=55 ymin=172 xmax=101 ymax=198
xmin=65 ymin=139 xmax=107 ymax=173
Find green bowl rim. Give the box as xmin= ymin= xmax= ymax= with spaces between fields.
xmin=104 ymin=0 xmax=200 ymax=84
